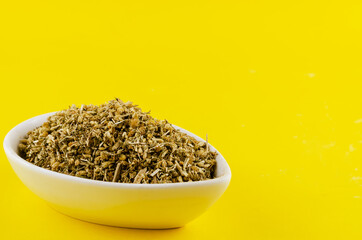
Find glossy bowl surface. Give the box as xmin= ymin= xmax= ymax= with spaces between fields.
xmin=3 ymin=112 xmax=231 ymax=229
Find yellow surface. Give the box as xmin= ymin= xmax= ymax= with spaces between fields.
xmin=1 ymin=0 xmax=362 ymax=239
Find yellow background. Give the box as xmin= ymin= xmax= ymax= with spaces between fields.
xmin=1 ymin=1 xmax=362 ymax=239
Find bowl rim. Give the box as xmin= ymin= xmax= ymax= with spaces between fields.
xmin=3 ymin=112 xmax=232 ymax=189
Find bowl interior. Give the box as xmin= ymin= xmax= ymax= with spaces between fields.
xmin=4 ymin=112 xmax=231 ymax=183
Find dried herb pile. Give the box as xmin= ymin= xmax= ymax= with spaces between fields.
xmin=19 ymin=99 xmax=217 ymax=183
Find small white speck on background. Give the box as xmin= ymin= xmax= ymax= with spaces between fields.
xmin=302 ymin=140 xmax=307 ymax=144
xmin=349 ymin=144 xmax=355 ymax=152
xmin=293 ymin=136 xmax=298 ymax=139
xmin=354 ymin=196 xmax=361 ymax=199
xmin=355 ymin=168 xmax=359 ymax=171
xmin=307 ymin=73 xmax=315 ymax=78
xmin=296 ymin=113 xmax=303 ymax=117
xmin=355 ymin=119 xmax=362 ymax=124
xmin=249 ymin=69 xmax=256 ymax=74
xmin=241 ymin=124 xmax=245 ymax=127
xmin=351 ymin=176 xmax=362 ymax=181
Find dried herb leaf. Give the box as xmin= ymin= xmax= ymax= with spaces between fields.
xmin=19 ymin=99 xmax=217 ymax=184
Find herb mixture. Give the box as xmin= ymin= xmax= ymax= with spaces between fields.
xmin=19 ymin=99 xmax=217 ymax=183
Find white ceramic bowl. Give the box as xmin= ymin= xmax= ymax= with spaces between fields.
xmin=3 ymin=112 xmax=231 ymax=229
